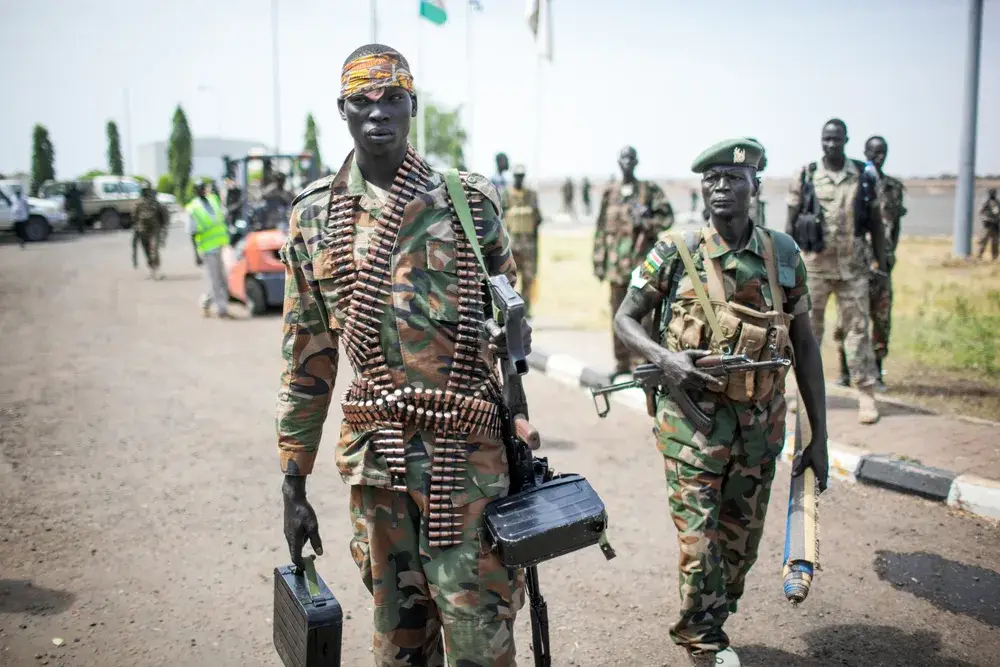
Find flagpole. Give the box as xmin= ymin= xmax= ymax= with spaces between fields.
xmin=371 ymin=0 xmax=378 ymax=42
xmin=466 ymin=4 xmax=474 ymax=171
xmin=417 ymin=17 xmax=426 ymax=156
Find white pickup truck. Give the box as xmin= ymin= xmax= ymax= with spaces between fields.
xmin=0 ymin=179 xmax=69 ymax=242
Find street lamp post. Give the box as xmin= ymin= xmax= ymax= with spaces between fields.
xmin=953 ymin=0 xmax=984 ymax=258
xmin=272 ymin=0 xmax=281 ymax=153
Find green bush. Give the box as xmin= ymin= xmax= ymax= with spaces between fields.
xmin=912 ymin=289 xmax=1000 ymax=376
xmin=156 ymin=174 xmax=174 ymax=194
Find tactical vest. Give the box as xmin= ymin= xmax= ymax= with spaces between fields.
xmin=604 ymin=181 xmax=648 ymax=236
xmin=314 ymin=148 xmax=502 ymax=549
xmin=505 ymin=188 xmax=536 ymax=235
xmin=664 ymin=228 xmax=796 ymax=404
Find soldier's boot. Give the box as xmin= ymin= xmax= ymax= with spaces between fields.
xmin=858 ymin=386 xmax=880 ymax=425
xmin=201 ymin=303 xmax=212 ymax=318
xmin=835 ymin=347 xmax=851 ymax=387
xmin=874 ymin=358 xmax=888 ymax=393
xmin=685 ymin=648 xmax=740 ymax=666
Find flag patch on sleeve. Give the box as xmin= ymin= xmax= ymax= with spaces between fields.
xmin=642 ymin=247 xmax=665 ymax=275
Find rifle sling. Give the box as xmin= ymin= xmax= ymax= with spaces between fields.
xmin=670 ymin=230 xmax=727 ymax=346
xmin=444 ymin=169 xmax=490 ymax=279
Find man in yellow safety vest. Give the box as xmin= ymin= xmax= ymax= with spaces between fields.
xmin=186 ymin=181 xmax=233 ymax=318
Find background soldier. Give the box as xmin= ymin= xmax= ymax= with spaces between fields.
xmin=64 ymin=182 xmax=85 ymax=234
xmin=131 ymin=181 xmax=168 ymax=280
xmin=594 ymin=145 xmax=675 ymax=379
xmin=561 ymin=177 xmax=575 ymax=216
xmin=615 ymin=138 xmax=828 ymax=667
xmin=278 ymin=43 xmax=528 ymax=666
xmin=490 ymin=151 xmax=510 ymax=195
xmin=582 ymin=176 xmax=592 ymax=215
xmin=786 ymin=119 xmax=888 ymax=424
xmin=505 ymin=163 xmax=543 ymax=317
xmin=834 ymin=135 xmax=906 ymax=390
xmin=745 ymin=137 xmax=767 ymax=227
xmin=978 ymin=188 xmax=999 ymax=261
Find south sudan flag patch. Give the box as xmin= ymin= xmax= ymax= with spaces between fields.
xmin=642 ymin=247 xmax=665 ymax=275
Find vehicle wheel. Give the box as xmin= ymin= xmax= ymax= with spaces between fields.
xmin=99 ymin=209 xmax=121 ymax=230
xmin=245 ymin=278 xmax=267 ymax=316
xmin=23 ymin=216 xmax=51 ymax=242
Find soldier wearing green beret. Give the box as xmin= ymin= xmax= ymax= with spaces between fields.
xmin=614 ymin=138 xmax=829 ymax=666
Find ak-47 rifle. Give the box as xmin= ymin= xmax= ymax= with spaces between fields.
xmin=590 ymin=351 xmax=792 ymax=434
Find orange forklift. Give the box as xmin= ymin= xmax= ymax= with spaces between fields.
xmin=222 ymin=150 xmax=320 ymax=315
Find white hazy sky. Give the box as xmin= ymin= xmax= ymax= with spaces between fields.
xmin=2 ymin=0 xmax=998 ymax=181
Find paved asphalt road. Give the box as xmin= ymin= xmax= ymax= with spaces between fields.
xmin=1 ymin=231 xmax=998 ymax=666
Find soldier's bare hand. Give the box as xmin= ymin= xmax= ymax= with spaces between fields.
xmin=282 ymin=476 xmax=323 ymax=571
xmin=793 ymin=438 xmax=830 ymax=493
xmin=653 ymin=349 xmax=721 ymax=392
xmin=486 ymin=318 xmax=532 ymax=357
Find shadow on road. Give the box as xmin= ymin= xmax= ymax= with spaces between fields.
xmin=826 ymin=393 xmax=933 ymax=417
xmin=874 ymin=550 xmax=1000 ymax=627
xmin=743 ymin=625 xmax=979 ymax=667
xmin=0 ymin=580 xmax=76 ymax=616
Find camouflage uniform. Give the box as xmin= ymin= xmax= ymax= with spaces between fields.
xmin=630 ymin=223 xmax=810 ymax=656
xmin=594 ymin=180 xmax=675 ymax=374
xmin=787 ymin=160 xmax=877 ymax=387
xmin=276 ymin=148 xmax=524 ymax=666
xmin=978 ymin=196 xmax=1000 ymax=260
xmin=835 ymin=173 xmax=906 ymax=363
xmin=132 ymin=191 xmax=168 ymax=272
xmin=504 ymin=187 xmax=542 ymax=317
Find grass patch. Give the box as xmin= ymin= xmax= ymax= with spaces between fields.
xmin=535 ymin=231 xmax=1000 ymax=420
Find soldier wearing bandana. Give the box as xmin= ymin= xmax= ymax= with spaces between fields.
xmin=594 ymin=146 xmax=675 ymax=378
xmin=276 ymin=43 xmax=529 ymax=666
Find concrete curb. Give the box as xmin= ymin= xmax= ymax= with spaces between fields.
xmin=526 ymin=348 xmax=1000 ymax=522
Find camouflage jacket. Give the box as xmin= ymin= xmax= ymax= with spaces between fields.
xmin=981 ymin=197 xmax=1000 ymax=229
xmin=877 ymin=173 xmax=907 ymax=256
xmin=628 ymin=224 xmax=810 ymax=474
xmin=787 ymin=160 xmax=874 ymax=280
xmin=276 ymin=149 xmax=517 ymax=484
xmin=594 ymin=180 xmax=674 ymax=285
xmin=133 ymin=196 xmax=167 ymax=234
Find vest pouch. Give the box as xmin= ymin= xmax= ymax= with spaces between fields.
xmin=666 ymin=302 xmax=707 ymax=351
xmin=754 ymin=316 xmax=794 ymax=402
xmin=716 ymin=303 xmax=770 ymax=402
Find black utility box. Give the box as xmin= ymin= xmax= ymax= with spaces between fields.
xmin=273 ymin=563 xmax=343 ymax=667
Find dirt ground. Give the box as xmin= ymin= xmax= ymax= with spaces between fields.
xmin=1 ymin=229 xmax=999 ymax=667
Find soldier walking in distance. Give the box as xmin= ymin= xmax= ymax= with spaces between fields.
xmin=186 ymin=181 xmax=233 ymax=318
xmin=561 ymin=177 xmax=575 ymax=217
xmin=132 ymin=182 xmax=169 ymax=280
xmin=833 ymin=135 xmax=906 ymax=390
xmin=615 ymin=139 xmax=829 ymax=667
xmin=594 ymin=145 xmax=675 ymax=379
xmin=786 ymin=119 xmax=887 ymax=424
xmin=277 ymin=43 xmax=530 ymax=666
xmin=978 ymin=188 xmax=1000 ymax=261
xmin=505 ymin=163 xmax=543 ymax=317
xmin=745 ymin=137 xmax=767 ymax=227
xmin=581 ymin=176 xmax=592 ymax=215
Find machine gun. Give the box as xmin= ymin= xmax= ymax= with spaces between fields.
xmin=790 ymin=163 xmax=825 ymax=253
xmin=484 ymin=275 xmax=613 ymax=667
xmin=589 ymin=352 xmax=792 ymax=434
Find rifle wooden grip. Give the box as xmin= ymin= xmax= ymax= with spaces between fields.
xmin=513 ymin=414 xmax=541 ymax=450
xmin=694 ymin=355 xmax=725 ymax=368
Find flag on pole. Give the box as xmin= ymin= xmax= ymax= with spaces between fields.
xmin=469 ymin=0 xmax=483 ymax=10
xmin=525 ymin=0 xmax=552 ymax=61
xmin=420 ymin=0 xmax=448 ymax=25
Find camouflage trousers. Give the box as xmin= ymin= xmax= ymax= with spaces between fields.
xmin=610 ymin=283 xmax=651 ymax=374
xmin=511 ymin=237 xmax=537 ymax=317
xmin=978 ymin=226 xmax=999 ymax=260
xmin=664 ymin=452 xmax=777 ymax=655
xmin=808 ymin=273 xmax=877 ymax=387
xmin=137 ymin=230 xmax=161 ymax=270
xmin=835 ymin=272 xmax=892 ymax=361
xmin=348 ymin=439 xmax=524 ymax=666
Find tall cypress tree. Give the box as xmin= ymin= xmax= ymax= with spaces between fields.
xmin=304 ymin=113 xmax=322 ymax=174
xmin=167 ymin=105 xmax=193 ymax=202
xmin=30 ymin=124 xmax=56 ymax=196
xmin=106 ymin=121 xmax=124 ymax=175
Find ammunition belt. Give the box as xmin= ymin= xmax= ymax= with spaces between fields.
xmin=341 ymin=378 xmax=502 ymax=440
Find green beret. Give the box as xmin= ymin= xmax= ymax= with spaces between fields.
xmin=691 ymin=138 xmax=765 ymax=173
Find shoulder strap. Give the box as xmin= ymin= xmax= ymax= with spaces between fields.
xmin=444 ymin=168 xmax=489 ymax=278
xmin=760 ymin=230 xmax=785 ymax=307
xmin=670 ymin=230 xmax=726 ymax=345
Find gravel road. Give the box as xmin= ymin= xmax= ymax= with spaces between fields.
xmin=1 ymin=231 xmax=998 ymax=667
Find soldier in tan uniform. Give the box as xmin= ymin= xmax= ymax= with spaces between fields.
xmin=978 ymin=188 xmax=1000 ymax=261
xmin=786 ymin=119 xmax=888 ymax=424
xmin=505 ymin=164 xmax=543 ymax=317
xmin=594 ymin=145 xmax=675 ymax=378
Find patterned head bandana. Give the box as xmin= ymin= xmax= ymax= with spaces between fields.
xmin=340 ymin=52 xmax=415 ymax=100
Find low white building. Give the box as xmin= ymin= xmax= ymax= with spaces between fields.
xmin=136 ymin=137 xmax=268 ymax=183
